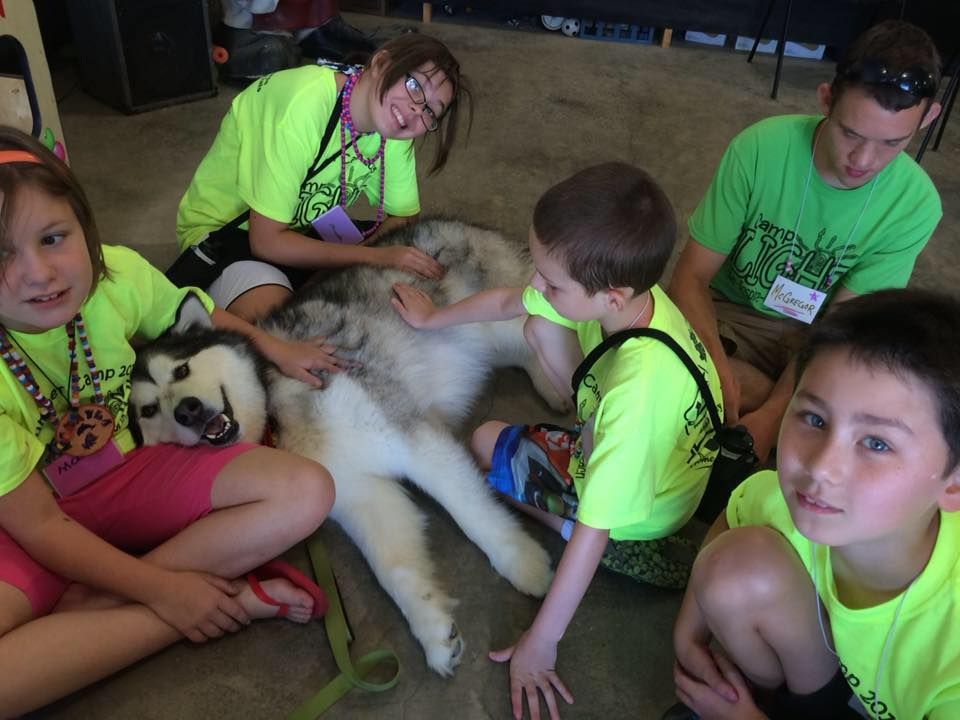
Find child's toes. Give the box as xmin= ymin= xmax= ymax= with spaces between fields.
xmin=242 ymin=578 xmax=314 ymax=622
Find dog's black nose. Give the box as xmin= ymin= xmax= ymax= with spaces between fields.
xmin=174 ymin=397 xmax=204 ymax=427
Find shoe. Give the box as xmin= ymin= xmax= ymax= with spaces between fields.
xmin=246 ymin=559 xmax=329 ymax=619
xmin=660 ymin=701 xmax=699 ymax=720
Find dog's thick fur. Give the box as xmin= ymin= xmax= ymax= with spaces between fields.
xmin=130 ymin=220 xmax=564 ymax=675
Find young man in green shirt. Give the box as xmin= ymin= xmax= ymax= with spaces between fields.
xmin=668 ymin=20 xmax=943 ymax=464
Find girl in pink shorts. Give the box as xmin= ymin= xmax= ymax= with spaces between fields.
xmin=0 ymin=127 xmax=337 ymax=716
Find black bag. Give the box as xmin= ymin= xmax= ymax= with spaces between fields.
xmin=571 ymin=327 xmax=758 ymax=525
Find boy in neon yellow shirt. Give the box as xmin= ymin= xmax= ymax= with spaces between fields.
xmin=392 ymin=162 xmax=722 ymax=719
xmin=671 ymin=289 xmax=960 ymax=720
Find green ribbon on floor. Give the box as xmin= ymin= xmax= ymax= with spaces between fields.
xmin=286 ymin=533 xmax=400 ymax=719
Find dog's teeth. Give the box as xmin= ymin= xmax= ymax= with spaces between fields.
xmin=203 ymin=413 xmax=230 ymax=439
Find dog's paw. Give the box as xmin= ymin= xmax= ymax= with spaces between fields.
xmin=407 ymin=593 xmax=464 ymax=676
xmin=492 ymin=532 xmax=554 ymax=597
xmin=422 ymin=621 xmax=465 ymax=677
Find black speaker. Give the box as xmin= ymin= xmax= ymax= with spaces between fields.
xmin=67 ymin=0 xmax=217 ymax=113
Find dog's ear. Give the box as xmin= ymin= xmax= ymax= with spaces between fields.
xmin=170 ymin=293 xmax=214 ymax=335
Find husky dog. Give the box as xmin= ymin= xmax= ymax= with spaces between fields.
xmin=130 ymin=220 xmax=563 ymax=675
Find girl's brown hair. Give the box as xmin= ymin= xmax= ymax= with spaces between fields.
xmin=370 ymin=33 xmax=472 ymax=174
xmin=0 ymin=125 xmax=106 ymax=292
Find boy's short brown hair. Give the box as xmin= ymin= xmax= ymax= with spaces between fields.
xmin=532 ymin=162 xmax=676 ymax=296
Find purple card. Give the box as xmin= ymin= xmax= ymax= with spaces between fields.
xmin=43 ymin=439 xmax=124 ymax=497
xmin=311 ymin=205 xmax=365 ymax=245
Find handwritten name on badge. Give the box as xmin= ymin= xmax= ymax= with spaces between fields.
xmin=43 ymin=439 xmax=124 ymax=497
xmin=763 ymin=274 xmax=826 ymax=324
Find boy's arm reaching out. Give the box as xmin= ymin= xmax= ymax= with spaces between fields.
xmin=490 ymin=521 xmax=609 ymax=720
xmin=392 ymin=284 xmax=526 ymax=330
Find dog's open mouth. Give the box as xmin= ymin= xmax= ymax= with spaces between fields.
xmin=201 ymin=388 xmax=241 ymax=446
xmin=202 ymin=412 xmax=239 ymax=445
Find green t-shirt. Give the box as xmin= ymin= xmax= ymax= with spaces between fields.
xmin=176 ymin=65 xmax=421 ymax=250
xmin=0 ymin=246 xmax=215 ymax=496
xmin=728 ymin=471 xmax=960 ymax=720
xmin=689 ymin=115 xmax=941 ymax=317
xmin=522 ymin=284 xmax=722 ymax=540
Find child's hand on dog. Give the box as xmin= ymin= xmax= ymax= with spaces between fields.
xmin=392 ymin=282 xmax=440 ymax=329
xmin=263 ymin=335 xmax=361 ymax=388
xmin=375 ymin=245 xmax=445 ymax=280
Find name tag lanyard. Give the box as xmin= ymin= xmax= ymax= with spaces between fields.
xmin=783 ymin=121 xmax=879 ymax=291
xmin=0 ymin=313 xmax=115 ymax=457
xmin=339 ymin=69 xmax=386 ymax=240
xmin=811 ymin=542 xmax=914 ymax=711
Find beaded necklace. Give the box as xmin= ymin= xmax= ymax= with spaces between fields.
xmin=0 ymin=313 xmax=114 ymax=456
xmin=339 ymin=71 xmax=386 ymax=239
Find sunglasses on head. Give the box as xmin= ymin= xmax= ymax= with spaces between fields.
xmin=838 ymin=58 xmax=937 ymax=98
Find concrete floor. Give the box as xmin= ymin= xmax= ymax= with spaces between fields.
xmin=32 ymin=13 xmax=958 ymax=720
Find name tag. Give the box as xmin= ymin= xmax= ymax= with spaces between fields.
xmin=311 ymin=205 xmax=364 ymax=245
xmin=42 ymin=439 xmax=124 ymax=498
xmin=763 ymin=275 xmax=827 ymax=325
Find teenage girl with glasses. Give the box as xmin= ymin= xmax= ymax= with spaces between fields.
xmin=168 ymin=33 xmax=473 ymax=326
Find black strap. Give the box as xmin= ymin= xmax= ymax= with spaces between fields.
xmin=302 ymin=92 xmax=345 ymax=184
xmin=571 ymin=328 xmax=724 ymax=435
xmin=220 ymin=92 xmax=345 ymax=235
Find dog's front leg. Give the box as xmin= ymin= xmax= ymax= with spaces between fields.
xmin=402 ymin=425 xmax=554 ymax=598
xmin=330 ymin=473 xmax=465 ymax=677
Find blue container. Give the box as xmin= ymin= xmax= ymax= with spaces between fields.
xmin=579 ymin=20 xmax=654 ymax=45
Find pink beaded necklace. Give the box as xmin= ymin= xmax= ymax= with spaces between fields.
xmin=339 ymin=71 xmax=386 ymax=239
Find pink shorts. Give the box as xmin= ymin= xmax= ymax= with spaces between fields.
xmin=0 ymin=442 xmax=255 ymax=616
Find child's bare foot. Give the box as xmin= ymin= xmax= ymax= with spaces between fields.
xmin=237 ymin=577 xmax=315 ymax=623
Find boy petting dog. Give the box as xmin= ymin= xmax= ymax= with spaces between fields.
xmin=393 ymin=162 xmax=722 ymax=719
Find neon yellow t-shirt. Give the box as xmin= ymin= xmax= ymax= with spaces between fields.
xmin=727 ymin=471 xmax=960 ymax=720
xmin=522 ymin=284 xmax=722 ymax=540
xmin=0 ymin=245 xmax=215 ymax=497
xmin=689 ymin=115 xmax=941 ymax=317
xmin=176 ymin=65 xmax=421 ymax=250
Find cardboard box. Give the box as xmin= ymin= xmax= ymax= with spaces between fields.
xmin=735 ymin=36 xmax=826 ymax=60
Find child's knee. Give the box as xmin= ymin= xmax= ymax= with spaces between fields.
xmin=275 ymin=456 xmax=336 ymax=535
xmin=522 ymin=315 xmax=548 ymax=351
xmin=0 ymin=582 xmax=35 ymax=638
xmin=471 ymin=421 xmax=506 ymax=467
xmin=692 ymin=526 xmax=808 ymax=619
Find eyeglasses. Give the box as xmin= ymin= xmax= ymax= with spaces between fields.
xmin=404 ymin=74 xmax=440 ymax=132
xmin=839 ymin=58 xmax=937 ymax=99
